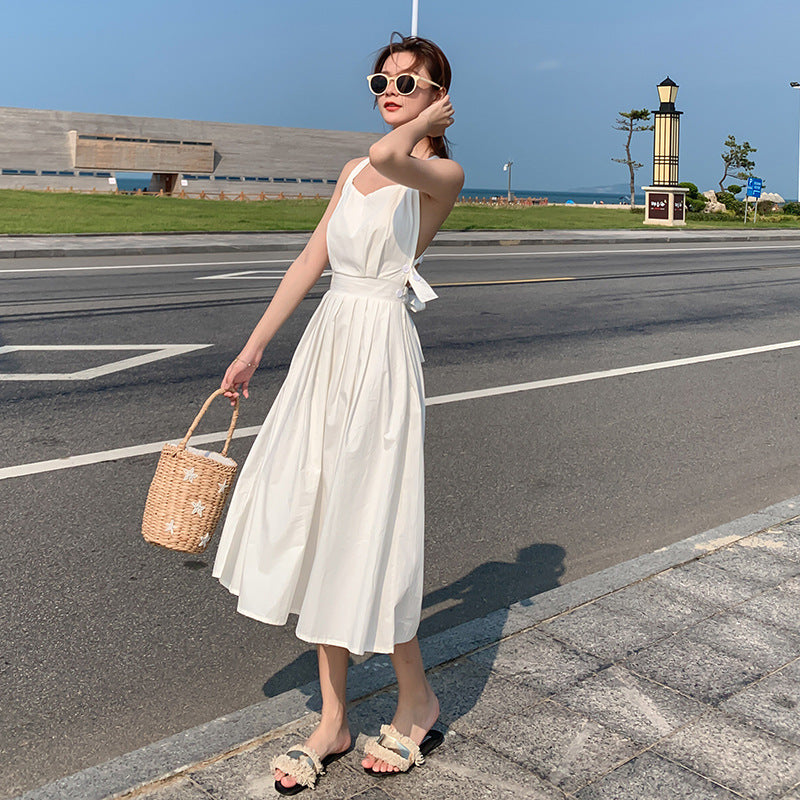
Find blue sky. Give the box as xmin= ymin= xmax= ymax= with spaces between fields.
xmin=4 ymin=0 xmax=800 ymax=197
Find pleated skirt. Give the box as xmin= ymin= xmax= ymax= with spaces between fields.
xmin=211 ymin=276 xmax=426 ymax=656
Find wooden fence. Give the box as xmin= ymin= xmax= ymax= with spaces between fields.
xmin=16 ymin=186 xmax=550 ymax=206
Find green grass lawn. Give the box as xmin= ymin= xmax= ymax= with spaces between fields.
xmin=0 ymin=189 xmax=798 ymax=234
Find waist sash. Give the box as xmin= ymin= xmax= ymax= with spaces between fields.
xmin=329 ymin=271 xmax=405 ymax=301
xmin=329 ymin=265 xmax=438 ymax=313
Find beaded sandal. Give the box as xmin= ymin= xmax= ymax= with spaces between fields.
xmin=363 ymin=723 xmax=445 ymax=776
xmin=270 ymin=743 xmax=348 ymax=795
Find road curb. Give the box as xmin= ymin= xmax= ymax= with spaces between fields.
xmin=13 ymin=493 xmax=800 ymax=800
xmin=3 ymin=229 xmax=800 ymax=259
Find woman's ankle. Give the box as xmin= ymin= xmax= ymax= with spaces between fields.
xmin=397 ymin=684 xmax=438 ymax=708
xmin=319 ymin=708 xmax=349 ymax=728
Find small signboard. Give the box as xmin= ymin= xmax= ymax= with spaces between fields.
xmin=648 ymin=193 xmax=669 ymax=220
xmin=673 ymin=194 xmax=685 ymax=221
xmin=746 ymin=177 xmax=763 ymax=198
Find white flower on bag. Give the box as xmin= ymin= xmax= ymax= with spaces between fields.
xmin=183 ymin=467 xmax=198 ymax=483
xmin=199 ymin=532 xmax=211 ymax=548
xmin=165 ymin=520 xmax=177 ymax=534
xmin=217 ymin=480 xmax=229 ymax=494
xmin=191 ymin=500 xmax=205 ymax=517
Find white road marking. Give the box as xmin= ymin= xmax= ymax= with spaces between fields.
xmin=426 ymin=338 xmax=800 ymax=405
xmin=0 ymin=259 xmax=294 ymax=274
xmin=4 ymin=337 xmax=800 ymax=479
xmin=2 ymin=243 xmax=800 ymax=274
xmin=0 ymin=428 xmax=264 ymax=480
xmin=196 ymin=270 xmax=333 ymax=281
xmin=194 ymin=270 xmax=276 ymax=280
xmin=444 ymin=244 xmax=800 ymax=258
xmin=0 ymin=344 xmax=211 ymax=381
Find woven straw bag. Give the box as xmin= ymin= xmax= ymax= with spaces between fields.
xmin=142 ymin=387 xmax=240 ymax=554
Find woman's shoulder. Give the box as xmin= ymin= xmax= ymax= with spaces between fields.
xmin=338 ymin=156 xmax=368 ymax=180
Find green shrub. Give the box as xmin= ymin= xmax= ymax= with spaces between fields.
xmin=687 ymin=210 xmax=734 ymax=221
xmin=756 ymin=200 xmax=775 ymax=215
xmin=678 ymin=181 xmax=700 ymax=199
xmin=783 ymin=201 xmax=800 ymax=216
xmin=686 ymin=196 xmax=707 ymax=212
xmin=717 ymin=191 xmax=744 ymax=215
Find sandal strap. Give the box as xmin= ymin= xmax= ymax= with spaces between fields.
xmin=270 ymin=743 xmax=325 ymax=788
xmin=363 ymin=724 xmax=424 ymax=770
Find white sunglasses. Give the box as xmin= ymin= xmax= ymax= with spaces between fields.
xmin=367 ymin=72 xmax=443 ymax=96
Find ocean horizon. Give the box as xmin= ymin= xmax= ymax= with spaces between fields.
xmin=113 ymin=175 xmax=644 ymax=204
xmin=459 ymin=187 xmax=642 ymax=204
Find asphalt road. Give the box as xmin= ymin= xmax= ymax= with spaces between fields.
xmin=5 ymin=241 xmax=800 ymax=796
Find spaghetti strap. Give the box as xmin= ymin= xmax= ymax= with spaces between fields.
xmin=346 ymin=157 xmax=370 ymax=186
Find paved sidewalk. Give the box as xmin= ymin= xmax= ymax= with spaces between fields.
xmin=1 ymin=227 xmax=800 ymax=259
xmin=16 ymin=495 xmax=800 ymax=800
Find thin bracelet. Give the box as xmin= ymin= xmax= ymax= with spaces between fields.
xmin=234 ymin=356 xmax=257 ymax=367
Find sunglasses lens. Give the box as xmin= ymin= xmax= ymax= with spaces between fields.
xmin=396 ymin=74 xmax=416 ymax=94
xmin=369 ymin=75 xmax=388 ymax=94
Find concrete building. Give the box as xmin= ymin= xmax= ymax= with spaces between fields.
xmin=0 ymin=106 xmax=381 ymax=196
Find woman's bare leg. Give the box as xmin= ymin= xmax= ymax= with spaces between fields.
xmin=274 ymin=643 xmax=352 ymax=790
xmin=361 ymin=635 xmax=440 ymax=773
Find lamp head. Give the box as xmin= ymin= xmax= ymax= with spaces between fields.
xmin=657 ymin=77 xmax=679 ymax=111
xmin=791 ymin=81 xmax=800 ymax=89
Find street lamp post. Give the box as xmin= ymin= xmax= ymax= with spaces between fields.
xmin=411 ymin=0 xmax=418 ymax=36
xmin=503 ymin=161 xmax=513 ymax=202
xmin=643 ymin=77 xmax=687 ymax=226
xmin=791 ymin=82 xmax=800 ymax=202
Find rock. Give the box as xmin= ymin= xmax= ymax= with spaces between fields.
xmin=701 ymin=190 xmax=726 ymax=212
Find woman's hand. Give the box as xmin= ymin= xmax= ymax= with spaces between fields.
xmin=419 ymin=94 xmax=454 ymax=138
xmin=221 ymin=356 xmax=259 ymax=407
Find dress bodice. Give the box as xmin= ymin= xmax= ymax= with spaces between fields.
xmin=326 ymin=157 xmax=439 ymax=309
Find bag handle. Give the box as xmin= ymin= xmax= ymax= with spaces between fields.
xmin=178 ymin=387 xmax=240 ymax=457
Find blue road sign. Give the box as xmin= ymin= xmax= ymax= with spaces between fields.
xmin=746 ymin=177 xmax=763 ymax=198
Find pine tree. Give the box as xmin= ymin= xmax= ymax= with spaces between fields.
xmin=612 ymin=109 xmax=654 ymax=206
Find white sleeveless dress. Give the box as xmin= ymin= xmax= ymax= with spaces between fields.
xmin=211 ymin=156 xmax=440 ymax=656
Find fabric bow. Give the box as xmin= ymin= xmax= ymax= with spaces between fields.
xmin=403 ymin=259 xmax=438 ymax=313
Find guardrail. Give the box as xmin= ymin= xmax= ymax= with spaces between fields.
xmin=458 ymin=196 xmax=549 ymax=206
xmin=15 ymin=186 xmax=330 ymax=201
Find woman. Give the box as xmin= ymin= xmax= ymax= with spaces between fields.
xmin=214 ymin=32 xmax=464 ymax=794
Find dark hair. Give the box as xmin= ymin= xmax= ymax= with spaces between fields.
xmin=371 ymin=32 xmax=453 ymax=160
